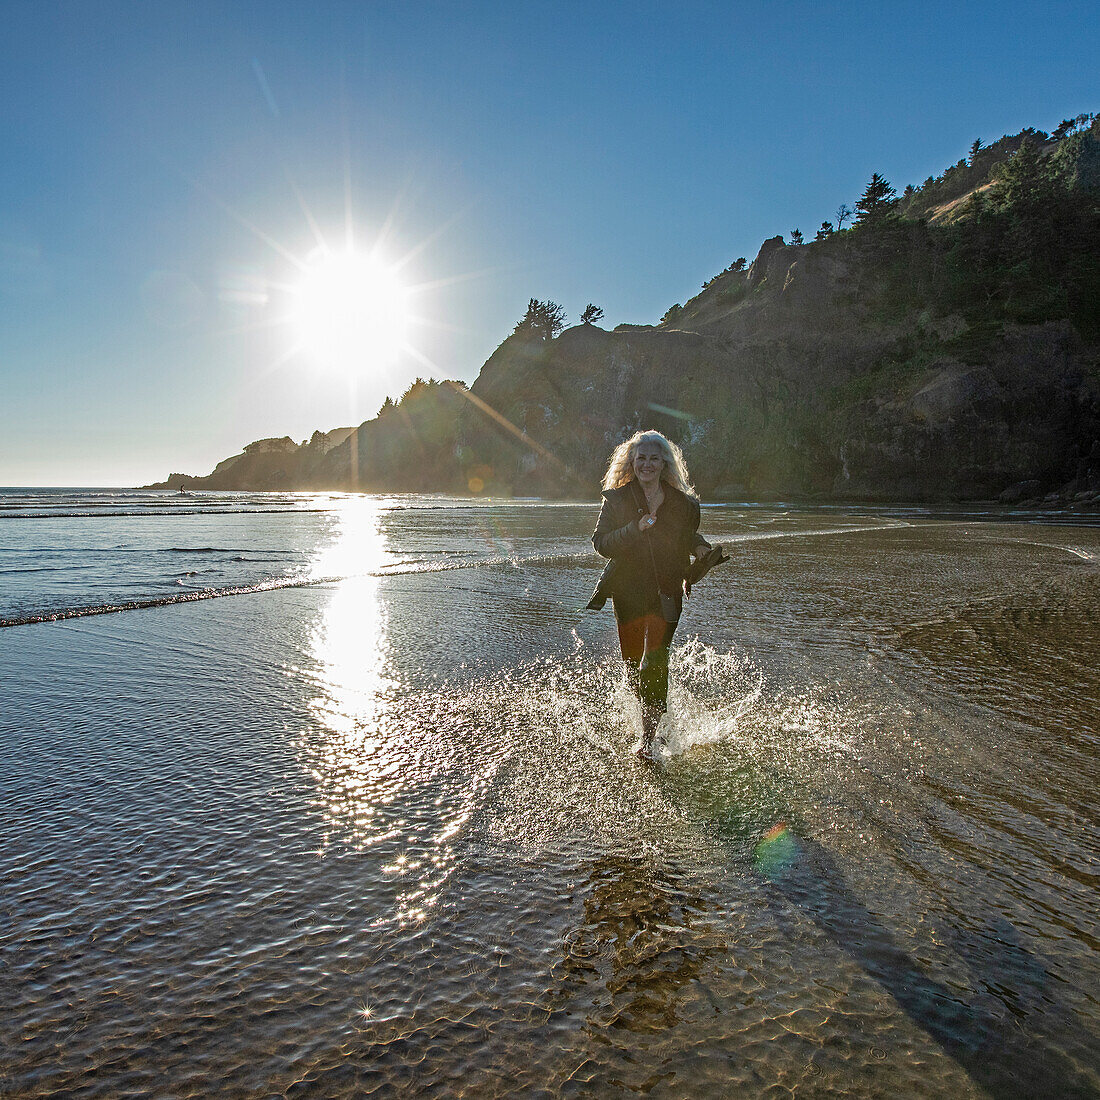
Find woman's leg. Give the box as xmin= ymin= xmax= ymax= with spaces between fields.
xmin=616 ymin=613 xmax=677 ymax=704
xmin=638 ymin=617 xmax=677 ymax=717
xmin=616 ymin=605 xmax=678 ymax=751
xmin=615 ymin=613 xmax=648 ymax=668
xmin=615 ymin=612 xmax=647 ymax=706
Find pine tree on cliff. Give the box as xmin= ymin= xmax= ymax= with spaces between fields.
xmin=1054 ymin=113 xmax=1095 ymax=139
xmin=994 ymin=139 xmax=1049 ymax=209
xmin=855 ymin=173 xmax=898 ymax=223
xmin=513 ymin=299 xmax=567 ymax=341
xmin=513 ymin=299 xmax=539 ymax=338
xmin=580 ymin=303 xmax=604 ymax=325
xmin=536 ymin=300 xmax=566 ymax=339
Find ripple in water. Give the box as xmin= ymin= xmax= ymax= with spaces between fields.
xmin=2 ymin=497 xmax=1098 ymax=1097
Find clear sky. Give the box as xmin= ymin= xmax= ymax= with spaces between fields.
xmin=1 ymin=0 xmax=1096 ymax=485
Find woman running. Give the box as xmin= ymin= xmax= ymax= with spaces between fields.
xmin=590 ymin=430 xmax=711 ymax=757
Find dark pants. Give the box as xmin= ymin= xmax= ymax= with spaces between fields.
xmin=614 ymin=608 xmax=678 ymax=718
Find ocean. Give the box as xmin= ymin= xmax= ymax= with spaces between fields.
xmin=2 ymin=488 xmax=1098 ymax=1097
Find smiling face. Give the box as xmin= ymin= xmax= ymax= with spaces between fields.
xmin=632 ymin=441 xmax=666 ymax=487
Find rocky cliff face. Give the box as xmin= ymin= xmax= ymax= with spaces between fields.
xmin=312 ymin=381 xmax=467 ymax=492
xmin=149 ymin=118 xmax=1100 ymax=504
xmin=442 ymin=252 xmax=1099 ymax=502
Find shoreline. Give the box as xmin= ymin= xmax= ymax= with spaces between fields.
xmin=5 ymin=483 xmax=1100 ymax=514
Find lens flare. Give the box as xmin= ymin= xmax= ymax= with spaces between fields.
xmin=754 ymin=822 xmax=799 ymax=879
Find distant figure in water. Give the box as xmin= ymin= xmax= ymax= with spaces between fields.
xmin=590 ymin=430 xmax=712 ymax=757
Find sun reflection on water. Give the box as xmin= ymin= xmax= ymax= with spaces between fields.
xmin=298 ymin=500 xmax=485 ymax=927
xmin=301 ymin=498 xmax=400 ymax=853
xmin=308 ymin=498 xmax=394 ymax=736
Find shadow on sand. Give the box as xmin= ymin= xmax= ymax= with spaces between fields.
xmin=754 ymin=824 xmax=1098 ymax=1098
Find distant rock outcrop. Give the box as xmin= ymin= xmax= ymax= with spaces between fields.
xmin=146 ymin=427 xmax=356 ymax=491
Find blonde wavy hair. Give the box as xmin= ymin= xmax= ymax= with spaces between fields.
xmin=601 ymin=429 xmax=696 ymax=496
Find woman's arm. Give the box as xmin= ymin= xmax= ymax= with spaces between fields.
xmin=592 ymin=497 xmax=643 ymax=558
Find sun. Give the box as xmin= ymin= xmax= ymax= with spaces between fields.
xmin=292 ymin=248 xmax=410 ymax=373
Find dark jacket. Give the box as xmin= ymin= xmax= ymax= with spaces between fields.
xmin=587 ymin=480 xmax=709 ymax=614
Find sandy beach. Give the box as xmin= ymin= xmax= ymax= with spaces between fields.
xmin=1 ymin=492 xmax=1098 ymax=1096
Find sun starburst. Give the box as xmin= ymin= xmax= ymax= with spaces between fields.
xmin=291 ymin=247 xmax=410 ymax=374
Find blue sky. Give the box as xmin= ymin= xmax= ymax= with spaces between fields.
xmin=1 ymin=0 xmax=1096 ymax=485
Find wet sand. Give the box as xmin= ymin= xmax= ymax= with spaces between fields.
xmin=1 ymin=496 xmax=1098 ymax=1096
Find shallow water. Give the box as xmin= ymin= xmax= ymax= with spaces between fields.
xmin=1 ymin=490 xmax=1098 ymax=1097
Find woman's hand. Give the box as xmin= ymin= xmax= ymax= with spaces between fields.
xmin=637 ymin=513 xmax=657 ymax=533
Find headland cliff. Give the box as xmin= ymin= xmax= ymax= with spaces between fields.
xmin=150 ymin=115 xmax=1100 ymax=505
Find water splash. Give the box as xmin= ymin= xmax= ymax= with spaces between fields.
xmin=654 ymin=637 xmax=765 ymax=761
